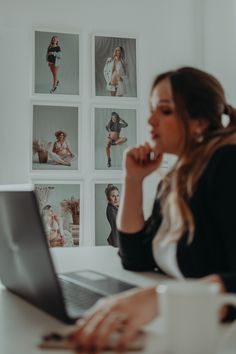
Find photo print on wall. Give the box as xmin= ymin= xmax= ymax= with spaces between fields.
xmin=32 ymin=104 xmax=79 ymax=171
xmin=94 ymin=107 xmax=137 ymax=170
xmin=94 ymin=35 xmax=137 ymax=98
xmin=95 ymin=182 xmax=122 ymax=247
xmin=34 ymin=183 xmax=81 ymax=247
xmin=34 ymin=30 xmax=79 ymax=95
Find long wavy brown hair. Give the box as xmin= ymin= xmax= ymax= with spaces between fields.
xmin=153 ymin=67 xmax=236 ymax=245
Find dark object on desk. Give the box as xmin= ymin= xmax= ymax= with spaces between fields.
xmin=39 ymin=330 xmax=145 ymax=351
xmin=0 ymin=189 xmax=136 ymax=324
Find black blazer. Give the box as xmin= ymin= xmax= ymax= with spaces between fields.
xmin=118 ymin=145 xmax=236 ymax=295
xmin=106 ymin=203 xmax=118 ymax=247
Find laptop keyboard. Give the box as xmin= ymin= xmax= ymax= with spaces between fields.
xmin=58 ymin=278 xmax=104 ymax=311
xmin=64 ymin=271 xmax=137 ymax=295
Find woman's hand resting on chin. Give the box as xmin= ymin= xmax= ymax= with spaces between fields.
xmin=124 ymin=142 xmax=163 ymax=181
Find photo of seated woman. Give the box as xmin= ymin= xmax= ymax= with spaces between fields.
xmin=34 ymin=30 xmax=79 ymax=96
xmin=35 ymin=183 xmax=81 ymax=247
xmin=94 ymin=107 xmax=137 ymax=170
xmin=94 ymin=35 xmax=137 ymax=98
xmin=32 ymin=104 xmax=78 ymax=171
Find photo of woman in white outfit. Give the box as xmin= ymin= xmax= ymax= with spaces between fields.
xmin=94 ymin=36 xmax=137 ymax=97
xmin=49 ymin=130 xmax=76 ymax=167
xmin=32 ymin=105 xmax=79 ymax=171
xmin=41 ymin=204 xmax=73 ymax=247
xmin=103 ymin=46 xmax=127 ymax=96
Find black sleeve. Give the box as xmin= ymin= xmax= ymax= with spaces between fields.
xmin=119 ymin=119 xmax=128 ymax=128
xmin=118 ymin=197 xmax=162 ymax=271
xmin=207 ymin=145 xmax=236 ymax=293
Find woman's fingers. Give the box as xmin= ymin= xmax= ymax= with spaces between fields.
xmin=126 ymin=143 xmax=163 ymax=168
xmin=72 ymin=310 xmax=127 ymax=351
xmin=89 ymin=312 xmax=127 ymax=351
xmin=116 ymin=323 xmax=139 ymax=351
xmin=126 ymin=144 xmax=151 ymax=163
xmin=71 ymin=298 xmax=113 ymax=340
xmin=76 ymin=312 xmax=109 ymax=350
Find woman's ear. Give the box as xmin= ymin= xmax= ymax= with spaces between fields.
xmin=189 ymin=118 xmax=209 ymax=134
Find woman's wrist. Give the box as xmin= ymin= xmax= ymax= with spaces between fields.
xmin=124 ymin=175 xmax=144 ymax=184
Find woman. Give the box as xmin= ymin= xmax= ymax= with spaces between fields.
xmin=105 ymin=112 xmax=128 ymax=167
xmin=103 ymin=46 xmax=127 ymax=96
xmin=49 ymin=130 xmax=76 ymax=167
xmin=41 ymin=205 xmax=65 ymax=247
xmin=70 ymin=67 xmax=236 ymax=351
xmin=105 ymin=184 xmax=120 ymax=247
xmin=46 ymin=36 xmax=61 ymax=94
xmin=42 ymin=204 xmax=74 ymax=247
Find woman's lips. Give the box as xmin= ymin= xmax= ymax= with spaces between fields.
xmin=150 ymin=132 xmax=159 ymax=140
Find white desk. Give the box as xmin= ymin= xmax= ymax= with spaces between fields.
xmin=0 ymin=246 xmax=235 ymax=354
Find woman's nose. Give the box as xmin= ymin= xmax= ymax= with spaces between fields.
xmin=148 ymin=113 xmax=156 ymax=125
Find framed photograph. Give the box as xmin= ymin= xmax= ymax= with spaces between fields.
xmin=31 ymin=103 xmax=79 ymax=171
xmin=33 ymin=29 xmax=80 ymax=96
xmin=94 ymin=181 xmax=122 ymax=247
xmin=34 ymin=181 xmax=82 ymax=247
xmin=93 ymin=34 xmax=138 ymax=98
xmin=93 ymin=106 xmax=137 ymax=170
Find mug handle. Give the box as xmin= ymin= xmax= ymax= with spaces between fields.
xmin=217 ymin=293 xmax=236 ymax=311
xmin=217 ymin=294 xmax=236 ymax=338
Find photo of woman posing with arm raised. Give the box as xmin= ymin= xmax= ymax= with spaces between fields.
xmin=105 ymin=112 xmax=128 ymax=168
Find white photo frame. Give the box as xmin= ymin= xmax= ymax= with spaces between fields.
xmin=92 ymin=180 xmax=122 ymax=247
xmin=91 ymin=104 xmax=139 ymax=172
xmin=33 ymin=180 xmax=83 ymax=248
xmin=32 ymin=27 xmax=80 ymax=100
xmin=91 ymin=33 xmax=139 ymax=101
xmin=30 ymin=102 xmax=80 ymax=174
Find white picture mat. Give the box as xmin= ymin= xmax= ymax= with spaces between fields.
xmin=92 ymin=180 xmax=122 ymax=246
xmin=91 ymin=32 xmax=140 ymax=101
xmin=91 ymin=104 xmax=139 ymax=171
xmin=30 ymin=101 xmax=80 ymax=173
xmin=33 ymin=180 xmax=84 ymax=247
xmin=32 ymin=26 xmax=81 ymax=99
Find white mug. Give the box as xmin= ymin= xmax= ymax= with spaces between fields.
xmin=156 ymin=280 xmax=236 ymax=354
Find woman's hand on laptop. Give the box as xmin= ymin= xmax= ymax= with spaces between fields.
xmin=69 ymin=286 xmax=157 ymax=352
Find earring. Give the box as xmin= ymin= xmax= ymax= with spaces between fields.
xmin=193 ymin=130 xmax=204 ymax=143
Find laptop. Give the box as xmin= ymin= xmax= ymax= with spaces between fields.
xmin=0 ymin=186 xmax=136 ymax=324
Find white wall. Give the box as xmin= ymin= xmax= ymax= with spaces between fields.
xmin=0 ymin=0 xmax=204 ymax=182
xmin=1 ymin=0 xmax=224 ymax=244
xmin=203 ymin=0 xmax=236 ymax=105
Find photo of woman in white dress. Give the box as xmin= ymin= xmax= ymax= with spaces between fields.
xmin=35 ymin=183 xmax=80 ymax=247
